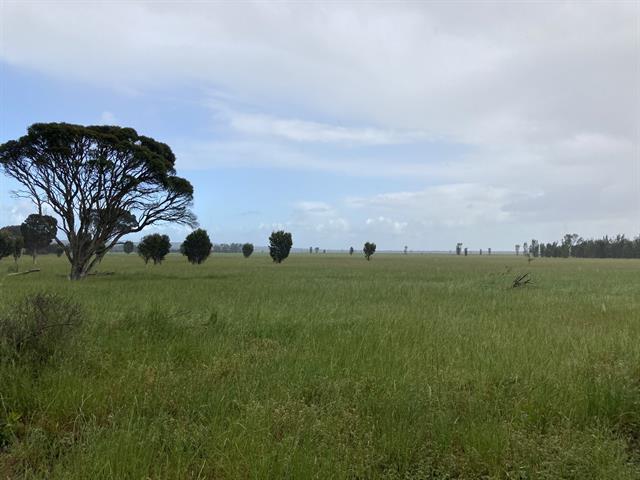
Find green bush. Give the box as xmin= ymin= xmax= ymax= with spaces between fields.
xmin=0 ymin=292 xmax=82 ymax=365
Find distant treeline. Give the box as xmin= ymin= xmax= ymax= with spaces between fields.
xmin=525 ymin=234 xmax=640 ymax=259
xmin=212 ymin=243 xmax=243 ymax=253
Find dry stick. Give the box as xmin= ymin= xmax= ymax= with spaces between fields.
xmin=7 ymin=269 xmax=41 ymax=276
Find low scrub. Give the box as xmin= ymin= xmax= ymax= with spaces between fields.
xmin=0 ymin=292 xmax=82 ymax=365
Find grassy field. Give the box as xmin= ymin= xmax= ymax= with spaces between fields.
xmin=0 ymin=253 xmax=639 ymax=479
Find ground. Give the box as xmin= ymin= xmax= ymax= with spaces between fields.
xmin=1 ymin=253 xmax=639 ymax=479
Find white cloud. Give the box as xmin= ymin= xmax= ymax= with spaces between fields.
xmin=227 ymin=112 xmax=426 ymax=145
xmin=1 ymin=2 xmax=638 ymax=245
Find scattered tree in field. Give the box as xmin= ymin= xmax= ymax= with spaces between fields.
xmin=138 ymin=234 xmax=171 ymax=265
xmin=21 ymin=214 xmax=57 ymax=263
xmin=314 ymin=247 xmax=319 ymax=254
xmin=464 ymin=247 xmax=468 ymax=256
xmin=479 ymin=249 xmax=483 ymax=255
xmin=488 ymin=248 xmax=492 ymax=255
xmin=0 ymin=230 xmax=13 ymax=261
xmin=181 ymin=229 xmax=212 ymax=264
xmin=530 ymin=239 xmax=539 ymax=258
xmin=515 ymin=244 xmax=520 ymax=256
xmin=0 ymin=226 xmax=24 ymax=269
xmin=456 ymin=243 xmax=463 ymax=255
xmin=309 ymin=246 xmax=313 ymax=254
xmin=269 ymin=230 xmax=293 ymax=263
xmin=404 ymin=245 xmax=408 ymax=255
xmin=123 ymin=240 xmax=134 ymax=254
xmin=242 ymin=243 xmax=254 ymax=258
xmin=0 ymin=123 xmax=196 ymax=279
xmin=349 ymin=246 xmax=354 ymax=255
xmin=323 ymin=249 xmax=326 ymax=254
xmin=522 ymin=242 xmax=529 ymax=258
xmin=363 ymin=242 xmax=376 ymax=260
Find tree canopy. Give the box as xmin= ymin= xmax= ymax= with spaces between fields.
xmin=0 ymin=226 xmax=24 ymax=266
xmin=123 ymin=240 xmax=134 ymax=254
xmin=21 ymin=214 xmax=57 ymax=262
xmin=181 ymin=229 xmax=212 ymax=264
xmin=0 ymin=123 xmax=196 ymax=279
xmin=242 ymin=243 xmax=254 ymax=258
xmin=137 ymin=234 xmax=171 ymax=265
xmin=363 ymin=242 xmax=376 ymax=260
xmin=269 ymin=231 xmax=292 ymax=263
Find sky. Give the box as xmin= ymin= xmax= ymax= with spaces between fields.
xmin=0 ymin=1 xmax=639 ymax=251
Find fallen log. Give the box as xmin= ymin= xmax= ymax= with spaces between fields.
xmin=7 ymin=269 xmax=41 ymax=276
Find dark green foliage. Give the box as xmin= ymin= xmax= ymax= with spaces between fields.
xmin=363 ymin=241 xmax=376 ymax=260
xmin=123 ymin=240 xmax=135 ymax=254
xmin=269 ymin=230 xmax=293 ymax=263
xmin=21 ymin=214 xmax=57 ymax=262
xmin=456 ymin=243 xmax=463 ymax=255
xmin=242 ymin=243 xmax=254 ymax=258
xmin=0 ymin=226 xmax=24 ymax=267
xmin=138 ymin=234 xmax=171 ymax=265
xmin=349 ymin=246 xmax=354 ymax=255
xmin=0 ymin=230 xmax=12 ymax=261
xmin=0 ymin=123 xmax=197 ymax=279
xmin=534 ymin=233 xmax=640 ymax=258
xmin=0 ymin=292 xmax=82 ymax=366
xmin=181 ymin=229 xmax=212 ymax=264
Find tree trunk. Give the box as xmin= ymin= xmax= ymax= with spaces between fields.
xmin=69 ymin=259 xmax=90 ymax=280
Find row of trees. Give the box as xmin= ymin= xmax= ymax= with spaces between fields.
xmin=517 ymin=234 xmax=640 ymax=259
xmin=134 ymin=230 xmax=256 ymax=265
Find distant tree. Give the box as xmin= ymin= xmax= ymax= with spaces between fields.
xmin=309 ymin=246 xmax=313 ymax=254
xmin=488 ymin=248 xmax=492 ymax=255
xmin=55 ymin=245 xmax=64 ymax=257
xmin=323 ymin=249 xmax=326 ymax=254
xmin=138 ymin=234 xmax=171 ymax=265
xmin=562 ymin=233 xmax=580 ymax=257
xmin=0 ymin=230 xmax=12 ymax=261
xmin=456 ymin=243 xmax=463 ymax=255
xmin=0 ymin=226 xmax=24 ymax=269
xmin=242 ymin=243 xmax=254 ymax=258
xmin=123 ymin=240 xmax=134 ymax=254
xmin=404 ymin=245 xmax=408 ymax=255
xmin=515 ymin=244 xmax=520 ymax=256
xmin=363 ymin=241 xmax=376 ymax=260
xmin=0 ymin=123 xmax=196 ymax=279
xmin=181 ymin=229 xmax=212 ymax=264
xmin=523 ymin=242 xmax=529 ymax=258
xmin=464 ymin=247 xmax=468 ymax=256
xmin=530 ymin=239 xmax=539 ymax=258
xmin=314 ymin=247 xmax=319 ymax=254
xmin=479 ymin=249 xmax=483 ymax=255
xmin=269 ymin=230 xmax=293 ymax=263
xmin=20 ymin=214 xmax=57 ymax=264
xmin=349 ymin=246 xmax=354 ymax=255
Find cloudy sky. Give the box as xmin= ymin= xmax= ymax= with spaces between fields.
xmin=1 ymin=1 xmax=638 ymax=251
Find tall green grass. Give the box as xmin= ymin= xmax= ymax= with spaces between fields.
xmin=1 ymin=253 xmax=639 ymax=478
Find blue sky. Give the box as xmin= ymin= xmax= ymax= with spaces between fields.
xmin=1 ymin=2 xmax=638 ymax=250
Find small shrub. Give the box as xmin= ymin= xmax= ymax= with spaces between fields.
xmin=0 ymin=292 xmax=82 ymax=365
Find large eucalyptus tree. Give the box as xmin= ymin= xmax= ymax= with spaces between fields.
xmin=0 ymin=123 xmax=197 ymax=279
